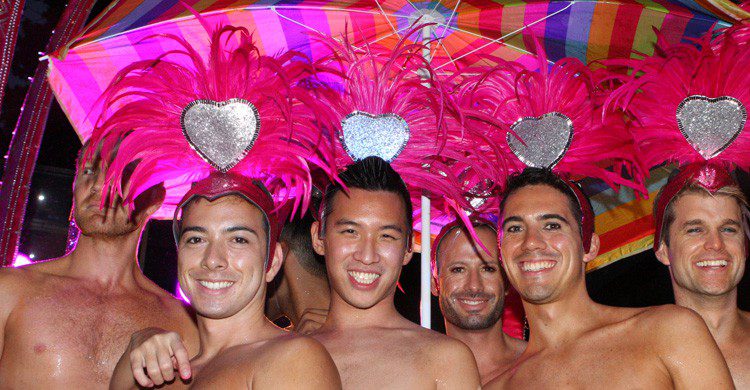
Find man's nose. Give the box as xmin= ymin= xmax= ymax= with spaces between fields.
xmin=201 ymin=242 xmax=228 ymax=270
xmin=354 ymin=236 xmax=379 ymax=265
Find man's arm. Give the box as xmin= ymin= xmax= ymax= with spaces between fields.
xmin=253 ymin=337 xmax=341 ymax=389
xmin=653 ymin=306 xmax=734 ymax=389
xmin=0 ymin=268 xmax=25 ymax=359
xmin=109 ymin=328 xmax=191 ymax=390
xmin=433 ymin=338 xmax=481 ymax=389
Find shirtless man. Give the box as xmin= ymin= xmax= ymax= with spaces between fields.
xmin=653 ymin=173 xmax=750 ymax=388
xmin=266 ymin=209 xmax=331 ymax=334
xmin=431 ymin=219 xmax=525 ymax=384
xmin=309 ymin=156 xmax=481 ymax=389
xmin=0 ymin=146 xmax=198 ymax=388
xmin=110 ymin=172 xmax=340 ymax=389
xmin=485 ymin=168 xmax=734 ymax=389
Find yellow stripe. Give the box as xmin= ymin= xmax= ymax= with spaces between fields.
xmin=586 ymin=235 xmax=654 ymax=272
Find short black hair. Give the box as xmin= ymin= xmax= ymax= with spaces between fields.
xmin=280 ymin=210 xmax=327 ymax=278
xmin=499 ymin=168 xmax=589 ymax=237
xmin=320 ymin=156 xmax=412 ymax=237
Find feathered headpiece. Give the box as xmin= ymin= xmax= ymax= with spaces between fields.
xmin=86 ymin=24 xmax=336 ymax=220
xmin=307 ymin=25 xmax=486 ymax=226
xmin=604 ymin=25 xmax=750 ymax=250
xmin=458 ymin=41 xmax=643 ymax=251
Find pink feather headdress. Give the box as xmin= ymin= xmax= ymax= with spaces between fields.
xmin=307 ymin=26 xmax=485 ymax=225
xmin=458 ymin=42 xmax=644 ymax=251
xmin=604 ymin=25 xmax=750 ymax=249
xmin=86 ymin=24 xmax=336 ymax=219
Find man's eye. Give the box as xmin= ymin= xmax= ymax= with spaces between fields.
xmin=686 ymin=227 xmax=703 ymax=234
xmin=341 ymin=229 xmax=356 ymax=235
xmin=232 ymin=237 xmax=249 ymax=244
xmin=382 ymin=234 xmax=398 ymax=241
xmin=185 ymin=236 xmax=203 ymax=244
xmin=450 ymin=267 xmax=465 ymax=273
xmin=82 ymin=168 xmax=95 ymax=175
xmin=544 ymin=222 xmax=561 ymax=230
xmin=482 ymin=266 xmax=497 ymax=273
xmin=721 ymin=227 xmax=738 ymax=234
xmin=506 ymin=225 xmax=521 ymax=233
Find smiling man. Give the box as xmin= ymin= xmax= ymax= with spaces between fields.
xmin=653 ymin=170 xmax=750 ymax=388
xmin=0 ymin=145 xmax=198 ymax=388
xmin=431 ymin=219 xmax=526 ymax=384
xmin=485 ymin=168 xmax=734 ymax=389
xmin=109 ymin=172 xmax=340 ymax=389
xmin=309 ymin=156 xmax=481 ymax=389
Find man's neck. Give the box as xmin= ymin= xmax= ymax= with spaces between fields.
xmin=523 ymin=282 xmax=601 ymax=348
xmin=64 ymin=230 xmax=144 ymax=289
xmin=673 ymin=286 xmax=742 ymax=342
xmin=445 ymin=319 xmax=516 ymax=371
xmin=286 ymin=274 xmax=330 ymax=325
xmin=197 ymin=295 xmax=280 ymax=358
xmin=324 ymin=290 xmax=402 ymax=330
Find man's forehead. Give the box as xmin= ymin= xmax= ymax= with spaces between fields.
xmin=672 ymin=192 xmax=743 ymax=220
xmin=439 ymin=226 xmax=498 ymax=264
xmin=330 ymin=189 xmax=407 ymax=225
xmin=503 ymin=184 xmax=575 ymax=219
xmin=183 ymin=195 xmax=264 ymax=223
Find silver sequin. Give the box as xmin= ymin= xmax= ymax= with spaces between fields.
xmin=341 ymin=111 xmax=410 ymax=162
xmin=181 ymin=98 xmax=260 ymax=172
xmin=507 ymin=112 xmax=573 ymax=169
xmin=676 ymin=95 xmax=747 ymax=159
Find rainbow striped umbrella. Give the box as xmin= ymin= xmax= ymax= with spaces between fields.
xmin=47 ymin=0 xmax=728 ymax=142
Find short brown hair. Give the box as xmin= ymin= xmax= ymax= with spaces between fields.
xmin=655 ymin=182 xmax=749 ymax=247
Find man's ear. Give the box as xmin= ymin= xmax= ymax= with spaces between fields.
xmin=265 ymin=243 xmax=284 ymax=282
xmin=655 ymin=241 xmax=671 ymax=266
xmin=582 ymin=233 xmax=601 ymax=264
xmin=431 ymin=273 xmax=439 ymax=296
xmin=311 ymin=221 xmax=325 ymax=256
xmin=402 ymin=246 xmax=414 ymax=266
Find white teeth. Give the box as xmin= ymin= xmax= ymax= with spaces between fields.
xmin=348 ymin=271 xmax=380 ymax=285
xmin=198 ymin=280 xmax=234 ymax=290
xmin=696 ymin=260 xmax=728 ymax=268
xmin=459 ymin=299 xmax=483 ymax=306
xmin=521 ymin=261 xmax=555 ymax=272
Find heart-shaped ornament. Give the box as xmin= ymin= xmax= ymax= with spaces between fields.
xmin=341 ymin=111 xmax=410 ymax=162
xmin=507 ymin=112 xmax=573 ymax=169
xmin=181 ymin=98 xmax=260 ymax=172
xmin=676 ymin=95 xmax=747 ymax=159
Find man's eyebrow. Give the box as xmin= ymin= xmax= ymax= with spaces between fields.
xmin=682 ymin=219 xmax=704 ymax=226
xmin=225 ymin=226 xmax=259 ymax=236
xmin=501 ymin=216 xmax=523 ymax=227
xmin=381 ymin=224 xmax=404 ymax=233
xmin=539 ymin=214 xmax=570 ymax=225
xmin=334 ymin=219 xmax=359 ymax=227
xmin=181 ymin=226 xmax=206 ymax=235
xmin=722 ymin=219 xmax=742 ymax=226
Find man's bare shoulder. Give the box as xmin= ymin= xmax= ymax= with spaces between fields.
xmin=201 ymin=334 xmax=340 ymax=389
xmin=0 ymin=258 xmax=70 ymax=304
xmin=627 ymin=304 xmax=707 ymax=338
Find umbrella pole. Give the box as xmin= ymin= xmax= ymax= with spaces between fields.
xmin=420 ymin=194 xmax=431 ymax=329
xmin=419 ymin=26 xmax=434 ymax=330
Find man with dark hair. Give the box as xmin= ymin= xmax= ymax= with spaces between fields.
xmin=310 ymin=156 xmax=481 ymax=388
xmin=110 ymin=172 xmax=341 ymax=389
xmin=266 ymin=210 xmax=331 ymax=334
xmin=0 ymin=145 xmax=199 ymax=388
xmin=653 ymin=172 xmax=750 ymax=388
xmin=485 ymin=167 xmax=733 ymax=388
xmin=432 ymin=219 xmax=526 ymax=384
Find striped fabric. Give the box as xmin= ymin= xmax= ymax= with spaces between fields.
xmin=46 ymin=0 xmax=728 ymax=269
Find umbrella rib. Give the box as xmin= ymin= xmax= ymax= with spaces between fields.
xmin=271 ymin=6 xmax=331 ymax=38
xmin=430 ymin=0 xmax=462 ymax=63
xmin=434 ymin=2 xmax=575 ymax=69
xmin=373 ymin=0 xmax=400 ymax=36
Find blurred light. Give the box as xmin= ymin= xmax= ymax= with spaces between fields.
xmin=176 ymin=282 xmax=191 ymax=304
xmin=29 ymin=253 xmax=35 ymax=259
xmin=37 ymin=194 xmax=45 ymax=201
xmin=13 ymin=253 xmax=32 ymax=267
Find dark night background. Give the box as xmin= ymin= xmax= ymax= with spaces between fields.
xmin=1 ymin=0 xmax=747 ymax=332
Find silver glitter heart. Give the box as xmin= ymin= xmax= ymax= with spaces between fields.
xmin=676 ymin=95 xmax=747 ymax=159
xmin=181 ymin=98 xmax=260 ymax=172
xmin=507 ymin=112 xmax=573 ymax=169
xmin=341 ymin=111 xmax=410 ymax=162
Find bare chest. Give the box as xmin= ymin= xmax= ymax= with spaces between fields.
xmin=719 ymin=338 xmax=750 ymax=389
xmin=497 ymin=341 xmax=671 ymax=390
xmin=316 ymin=332 xmax=434 ymax=389
xmin=1 ymin=286 xmax=174 ymax=387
